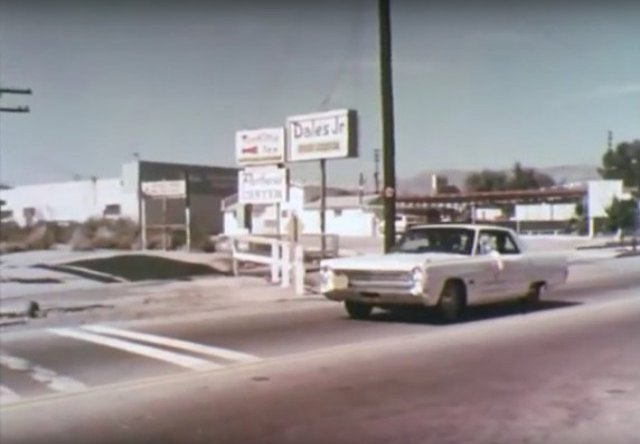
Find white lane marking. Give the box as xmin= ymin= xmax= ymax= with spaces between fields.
xmin=83 ymin=325 xmax=260 ymax=364
xmin=0 ymin=353 xmax=87 ymax=395
xmin=49 ymin=328 xmax=221 ymax=371
xmin=0 ymin=385 xmax=22 ymax=405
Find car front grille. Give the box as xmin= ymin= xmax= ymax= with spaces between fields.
xmin=338 ymin=270 xmax=414 ymax=290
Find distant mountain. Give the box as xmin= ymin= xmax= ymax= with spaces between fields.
xmin=398 ymin=164 xmax=600 ymax=196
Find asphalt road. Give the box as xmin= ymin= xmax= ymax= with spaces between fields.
xmin=1 ymin=273 xmax=639 ymax=443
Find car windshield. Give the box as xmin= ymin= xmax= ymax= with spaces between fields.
xmin=393 ymin=227 xmax=475 ymax=255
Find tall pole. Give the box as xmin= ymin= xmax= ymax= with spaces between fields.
xmin=373 ymin=148 xmax=381 ymax=194
xmin=320 ymin=159 xmax=327 ymax=257
xmin=379 ymin=0 xmax=397 ymax=253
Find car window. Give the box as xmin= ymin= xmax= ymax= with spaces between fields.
xmin=476 ymin=230 xmax=520 ymax=255
xmin=395 ymin=228 xmax=474 ymax=255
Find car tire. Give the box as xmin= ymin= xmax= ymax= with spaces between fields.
xmin=344 ymin=301 xmax=373 ymax=320
xmin=438 ymin=281 xmax=466 ymax=323
xmin=522 ymin=283 xmax=544 ymax=312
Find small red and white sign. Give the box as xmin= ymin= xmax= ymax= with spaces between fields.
xmin=235 ymin=127 xmax=285 ymax=166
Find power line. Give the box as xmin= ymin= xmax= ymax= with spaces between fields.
xmin=0 ymin=88 xmax=32 ymax=113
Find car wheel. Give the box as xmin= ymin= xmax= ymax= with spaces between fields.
xmin=522 ymin=283 xmax=544 ymax=312
xmin=344 ymin=301 xmax=373 ymax=320
xmin=438 ymin=281 xmax=466 ymax=323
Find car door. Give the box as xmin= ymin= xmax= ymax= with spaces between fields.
xmin=475 ymin=230 xmax=528 ymax=302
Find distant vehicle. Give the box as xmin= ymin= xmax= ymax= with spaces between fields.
xmin=320 ymin=224 xmax=569 ymax=322
xmin=378 ymin=214 xmax=421 ymax=236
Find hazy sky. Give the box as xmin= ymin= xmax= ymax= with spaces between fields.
xmin=1 ymin=0 xmax=639 ymax=188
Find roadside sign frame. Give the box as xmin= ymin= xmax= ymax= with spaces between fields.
xmin=238 ymin=165 xmax=289 ymax=206
xmin=286 ymin=109 xmax=358 ymax=163
xmin=235 ymin=127 xmax=286 ymax=166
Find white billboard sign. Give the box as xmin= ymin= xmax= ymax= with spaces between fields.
xmin=238 ymin=166 xmax=288 ymax=205
xmin=236 ymin=127 xmax=285 ymax=166
xmin=286 ymin=109 xmax=357 ymax=162
xmin=587 ymin=180 xmax=624 ymax=218
xmin=141 ymin=180 xmax=186 ymax=198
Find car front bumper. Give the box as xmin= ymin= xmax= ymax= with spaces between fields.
xmin=323 ymin=289 xmax=436 ymax=307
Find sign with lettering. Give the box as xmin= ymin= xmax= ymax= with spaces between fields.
xmin=238 ymin=166 xmax=288 ymax=205
xmin=235 ymin=127 xmax=286 ymax=166
xmin=141 ymin=180 xmax=186 ymax=198
xmin=286 ymin=109 xmax=357 ymax=162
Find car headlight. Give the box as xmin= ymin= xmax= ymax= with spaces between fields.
xmin=410 ymin=267 xmax=425 ymax=295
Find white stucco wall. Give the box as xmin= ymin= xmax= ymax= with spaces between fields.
xmin=474 ymin=208 xmax=503 ymax=221
xmin=515 ymin=203 xmax=577 ymax=222
xmin=587 ymin=180 xmax=624 ymax=219
xmin=300 ymin=208 xmax=376 ymax=236
xmin=0 ymin=178 xmax=136 ymax=226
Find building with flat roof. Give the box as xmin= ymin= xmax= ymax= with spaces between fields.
xmin=0 ymin=160 xmax=237 ymax=242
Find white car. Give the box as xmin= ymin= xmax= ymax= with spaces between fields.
xmin=320 ymin=224 xmax=569 ymax=322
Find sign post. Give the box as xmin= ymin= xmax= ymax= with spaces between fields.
xmin=286 ymin=109 xmax=357 ymax=257
xmin=236 ymin=127 xmax=286 ymax=236
xmin=141 ymin=198 xmax=147 ymax=249
xmin=320 ymin=159 xmax=327 ymax=257
xmin=140 ymin=179 xmax=187 ymax=251
xmin=162 ymin=189 xmax=168 ymax=251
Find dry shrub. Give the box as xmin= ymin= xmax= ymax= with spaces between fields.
xmin=23 ymin=224 xmax=56 ymax=250
xmin=0 ymin=221 xmax=27 ymax=243
xmin=70 ymin=217 xmax=139 ymax=251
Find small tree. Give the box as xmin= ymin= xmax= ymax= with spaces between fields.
xmin=464 ymin=163 xmax=556 ymax=193
xmin=605 ymin=198 xmax=637 ymax=241
xmin=568 ymin=202 xmax=587 ymax=235
xmin=598 ymin=140 xmax=640 ymax=189
xmin=508 ymin=162 xmax=555 ymax=190
xmin=465 ymin=170 xmax=509 ymax=192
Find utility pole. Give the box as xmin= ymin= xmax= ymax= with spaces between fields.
xmin=607 ymin=130 xmax=613 ymax=151
xmin=379 ymin=0 xmax=397 ymax=253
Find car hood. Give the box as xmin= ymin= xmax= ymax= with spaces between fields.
xmin=322 ymin=252 xmax=468 ymax=272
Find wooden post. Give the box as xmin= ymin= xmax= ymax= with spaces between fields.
xmin=185 ymin=205 xmax=192 ymax=251
xmin=281 ymin=241 xmax=290 ymax=288
xmin=276 ymin=202 xmax=281 ymax=239
xmin=231 ymin=238 xmax=239 ymax=276
xmin=270 ymin=239 xmax=280 ymax=284
xmin=294 ymin=244 xmax=305 ymax=295
xmin=320 ymin=159 xmax=327 ymax=257
xmin=162 ymin=192 xmax=168 ymax=251
xmin=184 ymin=171 xmax=191 ymax=251
xmin=141 ymin=197 xmax=147 ymax=250
xmin=379 ymin=0 xmax=397 ymax=253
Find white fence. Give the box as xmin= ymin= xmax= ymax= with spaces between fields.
xmin=228 ymin=235 xmax=306 ymax=295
